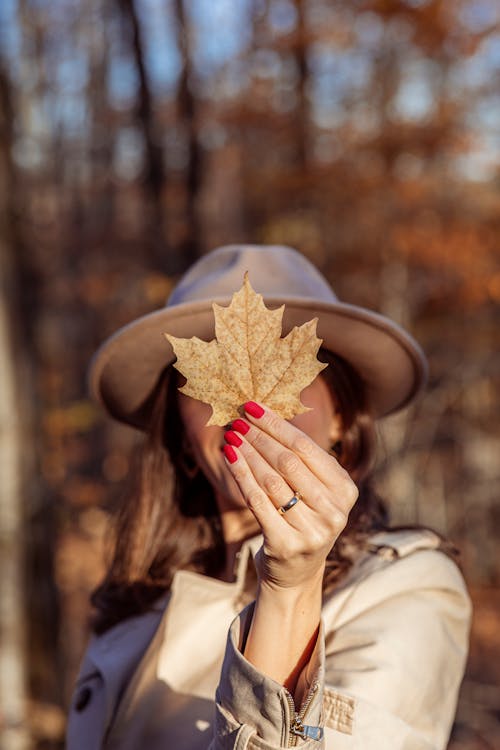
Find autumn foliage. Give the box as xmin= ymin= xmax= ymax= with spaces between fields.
xmin=0 ymin=0 xmax=498 ymax=748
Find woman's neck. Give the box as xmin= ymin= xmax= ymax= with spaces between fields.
xmin=215 ymin=494 xmax=260 ymax=582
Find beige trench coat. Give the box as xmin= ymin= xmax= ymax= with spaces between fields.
xmin=66 ymin=528 xmax=472 ymax=749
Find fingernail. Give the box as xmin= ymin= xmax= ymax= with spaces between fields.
xmin=244 ymin=401 xmax=264 ymax=418
xmin=224 ymin=430 xmax=242 ymax=447
xmin=232 ymin=418 xmax=250 ymax=435
xmin=223 ymin=444 xmax=238 ymax=464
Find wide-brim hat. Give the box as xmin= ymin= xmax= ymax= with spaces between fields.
xmin=87 ymin=244 xmax=428 ymax=430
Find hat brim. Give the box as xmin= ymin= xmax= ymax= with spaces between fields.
xmin=87 ymin=296 xmax=428 ymax=430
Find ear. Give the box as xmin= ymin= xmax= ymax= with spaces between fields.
xmin=328 ymin=410 xmax=343 ymax=445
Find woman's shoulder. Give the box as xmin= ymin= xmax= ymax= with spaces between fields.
xmin=323 ymin=527 xmax=472 ymax=626
xmin=365 ymin=526 xmax=467 ymax=584
xmin=344 ymin=526 xmax=466 ymax=580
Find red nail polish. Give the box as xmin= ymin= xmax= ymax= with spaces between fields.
xmin=232 ymin=418 xmax=250 ymax=435
xmin=223 ymin=444 xmax=238 ymax=464
xmin=244 ymin=401 xmax=264 ymax=418
xmin=224 ymin=430 xmax=242 ymax=447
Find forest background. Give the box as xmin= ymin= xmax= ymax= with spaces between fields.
xmin=0 ymin=1 xmax=499 ymax=748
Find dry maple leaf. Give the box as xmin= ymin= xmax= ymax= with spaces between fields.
xmin=163 ymin=273 xmax=327 ymax=426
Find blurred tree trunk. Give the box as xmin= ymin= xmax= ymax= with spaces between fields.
xmin=0 ymin=62 xmax=31 ymax=750
xmin=118 ymin=0 xmax=167 ymax=267
xmin=88 ymin=8 xmax=115 ymax=234
xmin=174 ymin=0 xmax=202 ymax=268
xmin=118 ymin=0 xmax=163 ymax=196
xmin=293 ymin=0 xmax=308 ymax=174
xmin=16 ymin=0 xmax=64 ymax=726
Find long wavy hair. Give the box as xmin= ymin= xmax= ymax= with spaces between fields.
xmin=90 ymin=348 xmax=459 ymax=634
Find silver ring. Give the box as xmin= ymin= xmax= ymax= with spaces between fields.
xmin=278 ymin=492 xmax=301 ymax=515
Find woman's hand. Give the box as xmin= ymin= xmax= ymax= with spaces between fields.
xmin=222 ymin=399 xmax=359 ymax=702
xmin=223 ymin=400 xmax=359 ymax=592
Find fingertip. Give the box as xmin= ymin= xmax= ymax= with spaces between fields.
xmin=222 ymin=444 xmax=238 ymax=464
xmin=224 ymin=430 xmax=243 ymax=447
xmin=232 ymin=418 xmax=250 ymax=435
xmin=243 ymin=401 xmax=265 ymax=419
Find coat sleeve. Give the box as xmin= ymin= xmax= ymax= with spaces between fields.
xmin=210 ymin=600 xmax=326 ymax=750
xmin=211 ymin=549 xmax=472 ymax=750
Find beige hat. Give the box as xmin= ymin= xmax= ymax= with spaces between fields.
xmin=87 ymin=244 xmax=428 ymax=430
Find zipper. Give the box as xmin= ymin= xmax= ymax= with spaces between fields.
xmin=285 ymin=681 xmax=323 ymax=746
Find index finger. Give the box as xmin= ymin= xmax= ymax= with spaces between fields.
xmin=240 ymin=400 xmax=347 ymax=488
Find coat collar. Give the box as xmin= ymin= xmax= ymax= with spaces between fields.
xmin=233 ymin=532 xmax=263 ymax=585
xmin=76 ymin=533 xmax=264 ymax=685
xmin=76 ymin=528 xmax=442 ymax=686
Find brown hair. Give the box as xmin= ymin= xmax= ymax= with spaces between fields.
xmin=90 ymin=349 xmax=458 ymax=634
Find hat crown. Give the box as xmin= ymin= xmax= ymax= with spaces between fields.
xmin=167 ymin=244 xmax=339 ymax=307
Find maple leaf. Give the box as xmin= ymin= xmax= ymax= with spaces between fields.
xmin=163 ymin=273 xmax=327 ymax=426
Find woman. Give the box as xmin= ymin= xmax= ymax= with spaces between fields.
xmin=66 ymin=244 xmax=472 ymax=749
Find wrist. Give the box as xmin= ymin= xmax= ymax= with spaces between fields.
xmin=256 ymin=570 xmax=324 ymax=614
xmin=244 ymin=573 xmax=322 ymax=695
xmin=258 ymin=565 xmax=325 ymax=600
